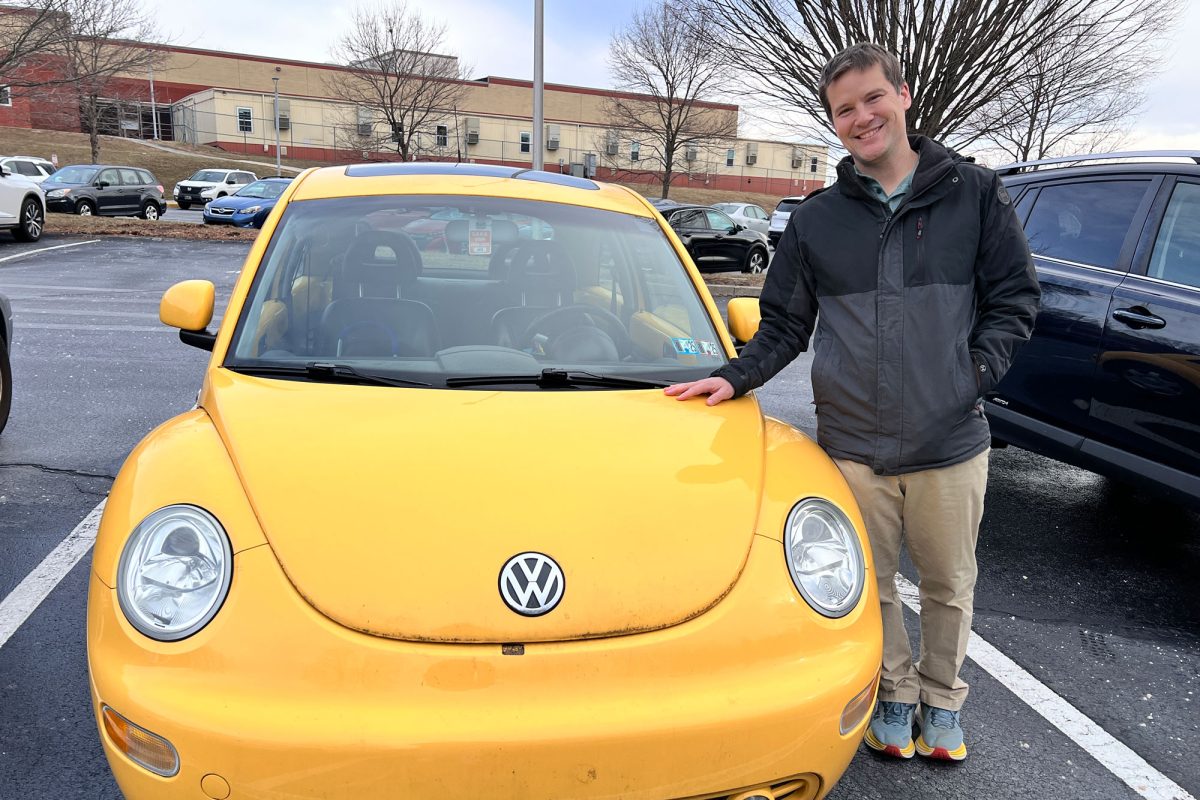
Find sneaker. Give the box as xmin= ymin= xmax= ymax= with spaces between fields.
xmin=863 ymin=700 xmax=916 ymax=758
xmin=915 ymin=703 xmax=967 ymax=761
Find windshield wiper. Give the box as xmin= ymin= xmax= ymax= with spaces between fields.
xmin=445 ymin=368 xmax=671 ymax=389
xmin=227 ymin=362 xmax=432 ymax=387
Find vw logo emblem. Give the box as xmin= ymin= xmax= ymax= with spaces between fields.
xmin=499 ymin=552 xmax=565 ymax=616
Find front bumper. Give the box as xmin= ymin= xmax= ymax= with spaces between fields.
xmin=89 ymin=536 xmax=881 ymax=800
xmin=46 ymin=196 xmax=77 ymax=213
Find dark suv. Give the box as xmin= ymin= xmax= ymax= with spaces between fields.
xmin=660 ymin=204 xmax=770 ymax=273
xmin=42 ymin=164 xmax=167 ymax=220
xmin=990 ymin=151 xmax=1200 ymax=503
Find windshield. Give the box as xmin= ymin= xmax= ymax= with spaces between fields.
xmin=227 ymin=194 xmax=729 ymax=389
xmin=45 ymin=166 xmax=96 ymax=184
xmin=712 ymin=203 xmax=739 ymax=213
xmin=190 ymin=170 xmax=230 ymax=182
xmin=235 ymin=180 xmax=288 ymax=199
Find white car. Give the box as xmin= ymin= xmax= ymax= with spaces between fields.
xmin=712 ymin=202 xmax=770 ymax=235
xmin=0 ymin=156 xmax=56 ymax=184
xmin=0 ymin=162 xmax=45 ymax=242
xmin=768 ymin=195 xmax=806 ymax=248
xmin=172 ymin=168 xmax=258 ymax=209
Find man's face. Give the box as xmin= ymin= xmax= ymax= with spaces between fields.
xmin=826 ymin=64 xmax=912 ymax=168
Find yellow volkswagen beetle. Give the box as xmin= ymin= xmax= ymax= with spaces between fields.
xmin=87 ymin=164 xmax=882 ymax=800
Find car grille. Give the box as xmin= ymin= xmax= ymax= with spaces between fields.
xmin=208 ymin=207 xmax=235 ymax=216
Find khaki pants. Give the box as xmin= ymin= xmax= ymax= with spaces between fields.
xmin=834 ymin=450 xmax=988 ymax=711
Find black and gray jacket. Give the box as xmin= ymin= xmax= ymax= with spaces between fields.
xmin=714 ymin=136 xmax=1040 ymax=475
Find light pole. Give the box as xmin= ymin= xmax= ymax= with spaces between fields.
xmin=532 ymin=0 xmax=544 ymax=170
xmin=148 ymin=66 xmax=159 ymax=140
xmin=272 ymin=70 xmax=281 ymax=177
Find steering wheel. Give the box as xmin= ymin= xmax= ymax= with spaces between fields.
xmin=519 ymin=304 xmax=632 ymax=359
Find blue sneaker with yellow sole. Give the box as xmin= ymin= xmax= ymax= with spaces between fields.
xmin=915 ymin=703 xmax=967 ymax=761
xmin=863 ymin=700 xmax=916 ymax=759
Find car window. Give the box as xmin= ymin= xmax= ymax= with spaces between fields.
xmin=97 ymin=169 xmax=120 ymax=186
xmin=36 ymin=163 xmax=54 ymax=176
xmin=118 ymin=168 xmax=142 ymax=186
xmin=45 ymin=166 xmax=96 ymax=184
xmin=1022 ymin=180 xmax=1150 ymax=269
xmin=227 ymin=195 xmax=728 ymax=385
xmin=1012 ymin=186 xmax=1036 ymax=225
xmin=137 ymin=170 xmax=154 ymax=185
xmin=712 ymin=203 xmax=737 ymax=214
xmin=1147 ymin=181 xmax=1200 ymax=289
xmin=671 ymin=209 xmax=708 ymax=230
xmin=11 ymin=160 xmax=39 ymax=177
xmin=748 ymin=205 xmax=766 ymax=220
xmin=191 ymin=170 xmax=230 ymax=182
xmin=775 ymin=198 xmax=801 ymax=214
xmin=705 ymin=210 xmax=736 ymax=232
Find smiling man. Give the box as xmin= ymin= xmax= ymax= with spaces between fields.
xmin=665 ymin=43 xmax=1040 ymax=762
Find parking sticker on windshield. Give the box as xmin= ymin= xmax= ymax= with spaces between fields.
xmin=699 ymin=340 xmax=721 ymax=357
xmin=671 ymin=337 xmax=700 ymax=355
xmin=469 ymin=220 xmax=493 ymax=255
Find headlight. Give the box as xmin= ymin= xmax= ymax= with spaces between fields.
xmin=172 ymin=184 xmax=180 ymax=195
xmin=116 ymin=505 xmax=232 ymax=641
xmin=783 ymin=499 xmax=865 ymax=618
xmin=241 ymin=205 xmax=261 ymax=215
xmin=46 ymin=188 xmax=69 ymax=197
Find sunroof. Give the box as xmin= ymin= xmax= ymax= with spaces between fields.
xmin=343 ymin=162 xmax=598 ymax=189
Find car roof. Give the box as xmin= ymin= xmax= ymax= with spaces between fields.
xmin=290 ymin=163 xmax=656 ymax=217
xmin=1 ymin=155 xmax=51 ymax=162
xmin=996 ymin=151 xmax=1200 ymax=186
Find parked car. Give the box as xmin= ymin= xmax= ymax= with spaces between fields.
xmin=767 ymin=195 xmax=806 ymax=248
xmin=0 ymin=162 xmax=45 ymax=241
xmin=88 ymin=162 xmax=881 ymax=800
xmin=712 ymin=201 xmax=770 ymax=235
xmin=660 ymin=203 xmax=770 ymax=273
xmin=0 ymin=291 xmax=11 ymax=435
xmin=173 ymin=168 xmax=257 ymax=209
xmin=201 ymin=177 xmax=293 ymax=228
xmin=43 ymin=165 xmax=166 ymax=220
xmin=990 ymin=151 xmax=1200 ymax=503
xmin=0 ymin=155 xmax=56 ymax=183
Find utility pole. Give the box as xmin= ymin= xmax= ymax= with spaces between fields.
xmin=532 ymin=0 xmax=544 ymax=170
xmin=148 ymin=66 xmax=160 ymax=140
xmin=272 ymin=68 xmax=282 ymax=177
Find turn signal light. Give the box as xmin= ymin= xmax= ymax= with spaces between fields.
xmin=839 ymin=667 xmax=881 ymax=735
xmin=102 ymin=705 xmax=180 ymax=777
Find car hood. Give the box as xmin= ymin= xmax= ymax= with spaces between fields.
xmin=205 ymin=369 xmax=766 ymax=643
xmin=209 ymin=195 xmax=272 ymax=211
xmin=178 ymin=180 xmax=223 ymax=189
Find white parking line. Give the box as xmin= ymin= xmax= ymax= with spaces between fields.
xmin=0 ymin=500 xmax=104 ymax=651
xmin=0 ymin=240 xmax=100 ymax=265
xmin=895 ymin=574 xmax=1194 ymax=800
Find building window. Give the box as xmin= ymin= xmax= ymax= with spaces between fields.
xmin=725 ymin=148 xmax=734 ymax=167
xmin=0 ymin=86 xmax=11 ymax=107
xmin=435 ymin=124 xmax=448 ymax=147
xmin=520 ymin=132 xmax=531 ymax=153
xmin=630 ymin=141 xmax=640 ymax=161
xmin=236 ymin=107 xmax=252 ymax=133
xmin=810 ymin=156 xmax=819 ymax=173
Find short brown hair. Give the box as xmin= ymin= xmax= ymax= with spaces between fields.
xmin=818 ymin=43 xmax=904 ymax=118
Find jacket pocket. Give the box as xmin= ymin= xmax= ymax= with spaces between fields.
xmin=955 ymin=341 xmax=977 ymax=411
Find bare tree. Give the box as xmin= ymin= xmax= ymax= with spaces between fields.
xmin=603 ymin=1 xmax=736 ymax=199
xmin=326 ymin=1 xmax=469 ymax=162
xmin=700 ymin=0 xmax=1175 ymax=150
xmin=974 ymin=0 xmax=1177 ymax=162
xmin=56 ymin=0 xmax=166 ymax=162
xmin=0 ymin=1 xmax=69 ymax=86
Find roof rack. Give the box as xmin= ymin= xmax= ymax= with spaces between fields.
xmin=994 ymin=150 xmax=1200 ymax=176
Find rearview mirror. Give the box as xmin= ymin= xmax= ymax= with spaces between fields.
xmin=726 ymin=297 xmax=761 ymax=344
xmin=160 ymin=280 xmax=216 ymax=351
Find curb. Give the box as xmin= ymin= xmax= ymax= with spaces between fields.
xmin=705 ymin=283 xmax=762 ymax=298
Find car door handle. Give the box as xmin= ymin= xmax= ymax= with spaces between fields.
xmin=1112 ymin=307 xmax=1166 ymax=329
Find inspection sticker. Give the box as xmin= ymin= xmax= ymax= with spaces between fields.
xmin=699 ymin=340 xmax=721 ymax=356
xmin=469 ymin=221 xmax=493 ymax=255
xmin=671 ymin=337 xmax=700 ymax=355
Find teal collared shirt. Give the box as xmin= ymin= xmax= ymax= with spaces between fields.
xmin=854 ymin=166 xmax=915 ymax=213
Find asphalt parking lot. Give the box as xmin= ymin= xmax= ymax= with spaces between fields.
xmin=0 ymin=235 xmax=1197 ymax=799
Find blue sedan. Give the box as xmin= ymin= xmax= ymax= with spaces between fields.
xmin=202 ymin=177 xmax=292 ymax=228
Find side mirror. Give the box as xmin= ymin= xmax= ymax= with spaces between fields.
xmin=160 ymin=280 xmax=216 ymax=351
xmin=96 ymin=180 xmax=109 ymax=189
xmin=730 ymin=225 xmax=742 ymax=234
xmin=226 ymin=178 xmax=236 ymax=184
xmin=0 ymin=164 xmax=8 ymax=177
xmin=726 ymin=297 xmax=761 ymax=344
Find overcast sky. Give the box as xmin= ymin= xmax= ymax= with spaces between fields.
xmin=152 ymin=0 xmax=1200 ymax=152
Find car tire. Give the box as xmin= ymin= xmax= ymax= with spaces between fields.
xmin=140 ymin=202 xmax=160 ymax=221
xmin=75 ymin=200 xmax=96 ymax=216
xmin=743 ymin=246 xmax=767 ymax=274
xmin=176 ymin=201 xmax=191 ymax=210
xmin=0 ymin=340 xmax=11 ymax=435
xmin=12 ymin=197 xmax=43 ymax=242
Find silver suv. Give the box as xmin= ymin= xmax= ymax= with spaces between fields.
xmin=173 ymin=168 xmax=257 ymax=209
xmin=0 ymin=162 xmax=45 ymax=242
xmin=768 ymin=195 xmax=806 ymax=248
